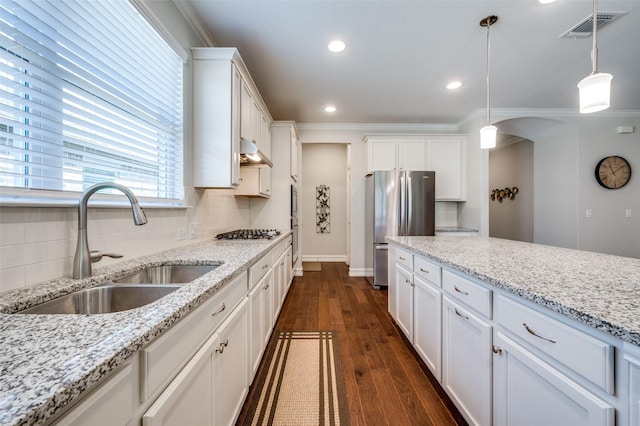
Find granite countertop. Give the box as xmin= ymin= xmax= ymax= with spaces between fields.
xmin=434 ymin=226 xmax=479 ymax=233
xmin=0 ymin=233 xmax=291 ymax=426
xmin=386 ymin=236 xmax=640 ymax=346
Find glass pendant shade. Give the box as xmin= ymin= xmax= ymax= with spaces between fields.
xmin=578 ymin=72 xmax=612 ymax=113
xmin=480 ymin=125 xmax=497 ymax=149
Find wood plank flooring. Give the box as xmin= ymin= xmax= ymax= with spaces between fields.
xmin=237 ymin=262 xmax=467 ymax=426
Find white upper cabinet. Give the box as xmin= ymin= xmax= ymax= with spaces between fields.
xmin=366 ymin=137 xmax=426 ymax=172
xmin=427 ymin=136 xmax=466 ymax=201
xmin=364 ymin=134 xmax=466 ymax=201
xmin=192 ymin=48 xmax=272 ymax=189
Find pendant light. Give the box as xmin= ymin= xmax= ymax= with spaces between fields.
xmin=480 ymin=15 xmax=498 ymax=149
xmin=577 ymin=0 xmax=612 ymax=113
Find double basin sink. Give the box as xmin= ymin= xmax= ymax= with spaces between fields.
xmin=19 ymin=264 xmax=219 ymax=315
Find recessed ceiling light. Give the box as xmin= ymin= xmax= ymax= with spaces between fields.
xmin=446 ymin=81 xmax=463 ymax=90
xmin=328 ymin=40 xmax=346 ymax=53
xmin=324 ymin=106 xmax=337 ymax=113
xmin=539 ymin=0 xmax=556 ymax=4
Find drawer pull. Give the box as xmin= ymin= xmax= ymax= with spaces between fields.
xmin=419 ymin=268 xmax=429 ymax=274
xmin=399 ymin=256 xmax=406 ymax=261
xmin=454 ymin=285 xmax=469 ymax=296
xmin=523 ymin=323 xmax=556 ymax=344
xmin=454 ymin=308 xmax=469 ymax=320
xmin=211 ymin=303 xmax=226 ymax=317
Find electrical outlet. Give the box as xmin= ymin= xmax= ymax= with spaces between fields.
xmin=625 ymin=209 xmax=632 ymax=219
xmin=177 ymin=228 xmax=188 ymax=240
xmin=585 ymin=208 xmax=592 ymax=218
xmin=189 ymin=222 xmax=199 ymax=238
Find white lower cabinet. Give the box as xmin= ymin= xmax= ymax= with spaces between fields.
xmin=413 ymin=275 xmax=442 ymax=381
xmin=262 ymin=269 xmax=275 ymax=348
xmin=395 ymin=264 xmax=414 ymax=340
xmin=493 ymin=332 xmax=614 ymax=426
xmin=55 ymin=362 xmax=135 ymax=426
xmin=213 ymin=298 xmax=249 ymax=426
xmin=142 ymin=338 xmax=213 ymax=426
xmin=143 ymin=298 xmax=248 ymax=426
xmin=624 ymin=347 xmax=640 ymax=426
xmin=442 ymin=296 xmax=492 ymax=426
xmin=248 ymin=277 xmax=266 ymax=381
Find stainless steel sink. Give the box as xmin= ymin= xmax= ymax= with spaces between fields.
xmin=18 ymin=284 xmax=180 ymax=314
xmin=112 ymin=264 xmax=218 ymax=284
xmin=19 ymin=264 xmax=220 ymax=314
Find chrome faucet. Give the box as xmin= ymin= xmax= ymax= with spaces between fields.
xmin=73 ymin=182 xmax=148 ymax=279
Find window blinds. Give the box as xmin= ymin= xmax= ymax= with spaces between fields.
xmin=0 ymin=0 xmax=184 ymax=202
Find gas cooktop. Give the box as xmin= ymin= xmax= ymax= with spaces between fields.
xmin=215 ymin=229 xmax=281 ymax=240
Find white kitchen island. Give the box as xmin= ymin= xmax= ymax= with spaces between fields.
xmin=387 ymin=235 xmax=640 ymax=426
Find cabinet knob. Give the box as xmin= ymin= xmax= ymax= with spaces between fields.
xmin=215 ymin=339 xmax=229 ymax=354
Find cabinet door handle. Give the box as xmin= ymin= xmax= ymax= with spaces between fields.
xmin=211 ymin=303 xmax=226 ymax=317
xmin=420 ymin=268 xmax=429 ymax=274
xmin=454 ymin=307 xmax=469 ymax=320
xmin=523 ymin=323 xmax=556 ymax=344
xmin=215 ymin=339 xmax=229 ymax=354
xmin=492 ymin=345 xmax=503 ymax=355
xmin=454 ymin=285 xmax=469 ymax=296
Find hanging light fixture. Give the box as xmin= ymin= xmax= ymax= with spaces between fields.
xmin=480 ymin=15 xmax=498 ymax=149
xmin=577 ymin=0 xmax=612 ymax=113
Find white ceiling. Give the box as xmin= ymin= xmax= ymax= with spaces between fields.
xmin=185 ymin=0 xmax=640 ymax=125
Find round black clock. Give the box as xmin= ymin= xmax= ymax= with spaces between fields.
xmin=595 ymin=156 xmax=631 ymax=189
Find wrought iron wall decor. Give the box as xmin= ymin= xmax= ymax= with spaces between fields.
xmin=490 ymin=186 xmax=519 ymax=203
xmin=316 ymin=185 xmax=330 ymax=233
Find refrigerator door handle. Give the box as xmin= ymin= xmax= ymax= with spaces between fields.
xmin=375 ymin=245 xmax=388 ymax=250
xmin=400 ymin=173 xmax=406 ymax=235
xmin=406 ymin=174 xmax=412 ymax=234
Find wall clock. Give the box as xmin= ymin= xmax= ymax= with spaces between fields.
xmin=595 ymin=156 xmax=631 ymax=189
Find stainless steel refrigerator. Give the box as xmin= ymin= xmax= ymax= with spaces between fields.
xmin=365 ymin=171 xmax=435 ymax=289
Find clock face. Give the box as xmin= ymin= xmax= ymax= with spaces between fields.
xmin=595 ymin=156 xmax=632 ymax=189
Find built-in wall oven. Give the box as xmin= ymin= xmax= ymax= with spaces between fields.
xmin=291 ymin=185 xmax=299 ymax=267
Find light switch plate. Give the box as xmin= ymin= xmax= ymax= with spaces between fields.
xmin=586 ymin=208 xmax=593 ymax=218
xmin=625 ymin=209 xmax=632 ymax=219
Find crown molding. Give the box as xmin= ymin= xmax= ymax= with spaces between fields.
xmin=458 ymin=108 xmax=640 ymax=128
xmin=173 ymin=0 xmax=217 ymax=47
xmin=296 ymin=122 xmax=458 ymax=133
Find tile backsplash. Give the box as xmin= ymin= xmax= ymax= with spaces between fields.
xmin=0 ymin=189 xmax=250 ymax=293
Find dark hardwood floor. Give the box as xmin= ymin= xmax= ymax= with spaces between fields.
xmin=237 ymin=262 xmax=467 ymax=426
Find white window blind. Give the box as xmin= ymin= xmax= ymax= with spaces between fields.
xmin=0 ymin=0 xmax=184 ymax=203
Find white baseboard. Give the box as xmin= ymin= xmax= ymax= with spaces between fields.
xmin=301 ymin=255 xmax=347 ymax=262
xmin=348 ymin=267 xmax=368 ymax=277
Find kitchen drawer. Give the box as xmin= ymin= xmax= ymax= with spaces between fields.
xmin=442 ymin=270 xmax=491 ymax=318
xmin=249 ymin=251 xmax=273 ymax=290
xmin=140 ymin=271 xmax=247 ymax=402
xmin=272 ymin=237 xmax=290 ymax=260
xmin=495 ymin=295 xmax=614 ymax=394
xmin=395 ymin=247 xmax=413 ymax=270
xmin=414 ymin=256 xmax=441 ymax=287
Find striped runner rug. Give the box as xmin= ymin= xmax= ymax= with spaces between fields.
xmin=242 ymin=330 xmax=350 ymax=425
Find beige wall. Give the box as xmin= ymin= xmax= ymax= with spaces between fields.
xmin=489 ymin=139 xmax=534 ymax=242
xmin=300 ymin=143 xmax=348 ymax=261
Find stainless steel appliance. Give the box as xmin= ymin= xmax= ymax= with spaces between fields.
xmin=365 ymin=171 xmax=435 ymax=289
xmin=291 ymin=185 xmax=299 ymax=267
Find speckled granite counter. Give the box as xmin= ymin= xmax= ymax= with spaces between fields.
xmin=0 ymin=233 xmax=290 ymax=426
xmin=386 ymin=236 xmax=640 ymax=346
xmin=434 ymin=226 xmax=479 ymax=233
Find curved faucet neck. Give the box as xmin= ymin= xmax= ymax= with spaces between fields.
xmin=73 ymin=183 xmax=147 ymax=279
